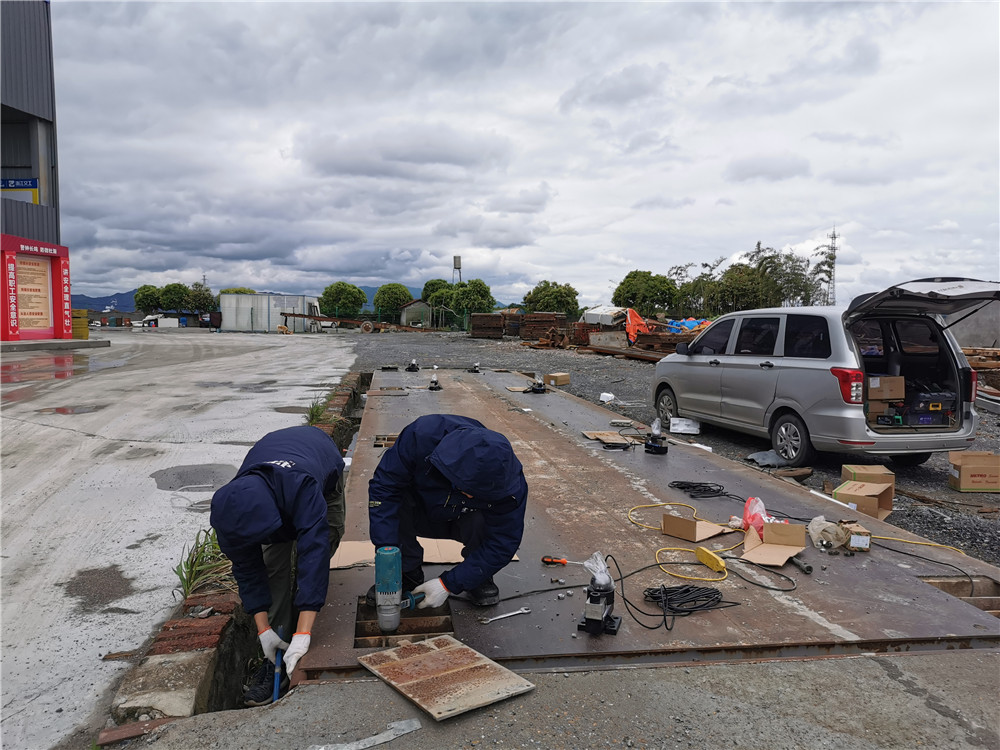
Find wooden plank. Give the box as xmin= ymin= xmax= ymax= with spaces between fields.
xmin=358 ymin=636 xmax=534 ymax=721
xmin=582 ymin=430 xmax=644 ymax=445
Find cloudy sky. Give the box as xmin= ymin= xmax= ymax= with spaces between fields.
xmin=53 ymin=1 xmax=998 ymax=308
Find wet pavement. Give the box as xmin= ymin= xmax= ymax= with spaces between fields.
xmin=0 ymin=330 xmax=356 ymax=750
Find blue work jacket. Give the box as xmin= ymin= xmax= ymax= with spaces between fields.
xmin=368 ymin=414 xmax=527 ymax=594
xmin=211 ymin=426 xmax=344 ymax=616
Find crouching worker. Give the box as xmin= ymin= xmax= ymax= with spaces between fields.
xmin=367 ymin=414 xmax=527 ymax=609
xmin=211 ymin=425 xmax=345 ymax=706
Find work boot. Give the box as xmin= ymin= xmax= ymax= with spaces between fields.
xmin=243 ymin=660 xmax=288 ymax=707
xmin=365 ymin=568 xmax=425 ymax=607
xmin=469 ymin=578 xmax=500 ymax=607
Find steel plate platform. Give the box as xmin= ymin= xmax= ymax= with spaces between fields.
xmin=301 ymin=369 xmax=1000 ymax=679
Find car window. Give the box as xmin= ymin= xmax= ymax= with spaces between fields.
xmin=690 ymin=319 xmax=734 ymax=355
xmin=734 ymin=317 xmax=779 ymax=356
xmin=850 ymin=319 xmax=884 ymax=356
xmin=784 ymin=315 xmax=831 ymax=359
xmin=896 ymin=319 xmax=941 ymax=354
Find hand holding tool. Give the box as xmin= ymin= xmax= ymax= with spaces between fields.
xmin=478 ymin=606 xmax=531 ymax=624
xmin=258 ymin=627 xmax=290 ymax=663
xmin=413 ymin=578 xmax=449 ymax=608
xmin=283 ymin=632 xmax=311 ymax=676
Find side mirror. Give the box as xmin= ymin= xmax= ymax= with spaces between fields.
xmin=675 ymin=342 xmax=690 ymax=355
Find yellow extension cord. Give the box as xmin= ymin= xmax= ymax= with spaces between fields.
xmin=627 ymin=502 xmax=745 ymax=582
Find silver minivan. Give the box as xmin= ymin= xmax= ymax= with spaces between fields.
xmin=651 ymin=278 xmax=999 ymax=467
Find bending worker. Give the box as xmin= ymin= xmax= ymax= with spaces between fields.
xmin=211 ymin=425 xmax=345 ymax=706
xmin=368 ymin=414 xmax=527 ymax=608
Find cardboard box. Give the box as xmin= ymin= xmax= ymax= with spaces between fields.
xmin=840 ymin=521 xmax=871 ymax=551
xmin=545 ymin=372 xmax=570 ymax=386
xmin=832 ymin=480 xmax=894 ymax=520
xmin=740 ymin=523 xmax=806 ymax=566
xmin=948 ymin=451 xmax=1000 ymax=492
xmin=841 ymin=464 xmax=895 ymax=498
xmin=867 ymin=375 xmax=905 ymax=400
xmin=661 ymin=514 xmax=735 ymax=542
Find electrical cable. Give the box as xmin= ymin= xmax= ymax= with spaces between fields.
xmin=668 ymin=480 xmax=745 ymax=503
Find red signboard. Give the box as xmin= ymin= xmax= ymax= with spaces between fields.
xmin=1 ymin=234 xmax=72 ymax=341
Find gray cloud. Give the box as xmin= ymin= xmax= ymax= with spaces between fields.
xmin=485 ymin=182 xmax=555 ymax=214
xmin=724 ymin=155 xmax=811 ymax=182
xmin=559 ymin=63 xmax=670 ymax=113
xmin=632 ymin=196 xmax=695 ymax=210
xmin=811 ymin=131 xmax=896 ymax=148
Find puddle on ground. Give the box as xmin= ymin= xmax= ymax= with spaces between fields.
xmin=126 ymin=533 xmax=162 ymax=550
xmin=150 ymin=464 xmax=236 ymax=492
xmin=195 ymin=380 xmax=278 ymax=393
xmin=274 ymin=406 xmax=310 ymax=414
xmin=36 ymin=404 xmax=108 ymax=415
xmin=0 ymin=354 xmax=133 ymax=386
xmin=60 ymin=564 xmax=137 ymax=614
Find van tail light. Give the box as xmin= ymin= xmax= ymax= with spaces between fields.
xmin=969 ymin=369 xmax=978 ymax=402
xmin=831 ymin=368 xmax=864 ymax=404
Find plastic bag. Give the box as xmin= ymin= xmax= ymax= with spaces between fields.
xmin=742 ymin=497 xmax=768 ymax=536
xmin=582 ymin=551 xmax=612 ymax=588
xmin=806 ymin=515 xmax=849 ymax=549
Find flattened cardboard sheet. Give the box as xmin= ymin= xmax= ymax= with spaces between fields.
xmin=739 ymin=524 xmax=806 ymax=566
xmin=582 ymin=430 xmax=643 ymax=446
xmin=661 ymin=514 xmax=736 ymax=542
xmin=331 ymin=539 xmax=519 ymax=569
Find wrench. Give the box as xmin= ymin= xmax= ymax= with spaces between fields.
xmin=478 ymin=606 xmax=530 ymax=624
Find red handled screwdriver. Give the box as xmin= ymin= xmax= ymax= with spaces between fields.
xmin=541 ymin=556 xmax=585 ymax=566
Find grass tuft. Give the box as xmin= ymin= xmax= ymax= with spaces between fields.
xmin=173 ymin=528 xmax=234 ymax=600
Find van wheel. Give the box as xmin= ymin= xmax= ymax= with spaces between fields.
xmin=888 ymin=452 xmax=932 ymax=467
xmin=771 ymin=413 xmax=815 ymax=468
xmin=655 ymin=387 xmax=678 ymax=422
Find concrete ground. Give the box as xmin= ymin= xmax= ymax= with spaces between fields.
xmin=128 ymin=651 xmax=1000 ymax=750
xmin=0 ymin=328 xmax=355 ymax=750
xmin=3 ymin=329 xmax=998 ymax=749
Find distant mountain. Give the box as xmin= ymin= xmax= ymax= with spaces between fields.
xmin=71 ymin=289 xmax=137 ymax=313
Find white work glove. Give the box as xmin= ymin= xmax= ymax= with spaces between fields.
xmin=258 ymin=627 xmax=290 ymax=664
xmin=413 ymin=578 xmax=450 ymax=609
xmin=283 ymin=633 xmax=311 ymax=676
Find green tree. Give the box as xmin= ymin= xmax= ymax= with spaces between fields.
xmin=452 ymin=278 xmax=496 ymax=314
xmin=219 ymin=287 xmax=256 ymax=294
xmin=612 ymin=270 xmax=677 ymax=317
xmin=134 ymin=285 xmax=161 ymax=315
xmin=319 ymin=281 xmax=367 ymax=318
xmin=188 ymin=282 xmax=217 ymax=313
xmin=372 ymin=283 xmax=413 ymax=317
xmin=421 ymin=278 xmax=451 ymax=301
xmin=522 ymin=280 xmax=579 ymax=317
xmin=160 ymin=283 xmax=191 ymax=312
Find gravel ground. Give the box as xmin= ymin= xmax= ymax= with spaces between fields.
xmin=347 ymin=331 xmax=1000 ymax=567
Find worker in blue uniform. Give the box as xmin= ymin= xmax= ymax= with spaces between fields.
xmin=367 ymin=414 xmax=528 ymax=608
xmin=211 ymin=425 xmax=345 ymax=706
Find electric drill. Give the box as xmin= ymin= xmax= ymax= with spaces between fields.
xmin=374 ymin=546 xmax=423 ymax=633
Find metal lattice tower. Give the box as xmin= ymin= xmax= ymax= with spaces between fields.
xmin=827 ymin=227 xmax=838 ymax=305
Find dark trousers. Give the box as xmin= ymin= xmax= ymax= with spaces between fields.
xmin=263 ymin=472 xmax=345 ymax=637
xmin=397 ymin=503 xmax=488 ymax=586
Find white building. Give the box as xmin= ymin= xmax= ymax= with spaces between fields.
xmin=219 ymin=293 xmax=321 ymax=333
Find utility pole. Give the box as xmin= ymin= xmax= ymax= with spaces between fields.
xmin=827 ymin=227 xmax=838 ymax=306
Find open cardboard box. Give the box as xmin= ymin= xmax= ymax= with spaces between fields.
xmin=661 ymin=514 xmax=736 ymax=542
xmin=740 ymin=523 xmax=806 ymax=566
xmin=841 ymin=464 xmax=895 ymax=497
xmin=832 ymin=480 xmax=893 ymax=520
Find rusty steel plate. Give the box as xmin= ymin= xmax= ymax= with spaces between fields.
xmin=358 ymin=635 xmax=534 ymax=720
xmin=301 ymin=369 xmax=1000 ymax=679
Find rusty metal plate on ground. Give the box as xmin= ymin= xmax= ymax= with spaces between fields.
xmin=357 ymin=635 xmax=534 ymax=721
